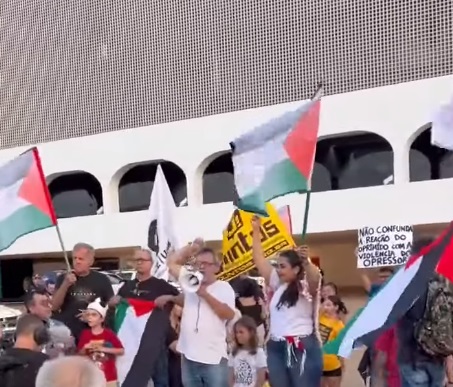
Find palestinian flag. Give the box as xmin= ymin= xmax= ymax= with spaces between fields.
xmin=230 ymin=87 xmax=322 ymax=215
xmin=324 ymin=223 xmax=453 ymax=358
xmin=115 ymin=298 xmax=170 ymax=387
xmin=0 ymin=148 xmax=57 ymax=251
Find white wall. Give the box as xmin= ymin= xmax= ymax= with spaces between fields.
xmin=1 ymin=75 xmax=453 ymax=255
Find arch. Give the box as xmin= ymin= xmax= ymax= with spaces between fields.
xmin=409 ymin=125 xmax=452 ymax=181
xmin=315 ymin=132 xmax=394 ymax=190
xmin=202 ymin=152 xmax=234 ymax=204
xmin=47 ymin=171 xmax=103 ymax=218
xmin=118 ymin=161 xmax=187 ymax=212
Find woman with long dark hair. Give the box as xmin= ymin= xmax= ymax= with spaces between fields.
xmin=251 ymin=216 xmax=323 ymax=387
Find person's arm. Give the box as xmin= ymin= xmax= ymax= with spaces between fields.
xmin=51 ymin=273 xmax=76 ymax=311
xmin=228 ymin=355 xmax=235 ymax=387
xmin=168 ymin=239 xmax=204 ymax=280
xmin=255 ymin=349 xmax=267 ymax=387
xmin=296 ymin=246 xmax=321 ymax=295
xmin=168 ymin=340 xmax=178 ymax=353
xmin=255 ymin=368 xmax=267 ymax=387
xmin=251 ymin=216 xmax=274 ymax=285
xmin=360 ymin=271 xmax=372 ymax=294
xmin=100 ymin=330 xmax=124 ymax=356
xmin=446 ymin=355 xmax=453 ymax=384
xmin=198 ymin=284 xmax=235 ymax=320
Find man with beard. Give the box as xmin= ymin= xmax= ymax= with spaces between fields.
xmin=51 ymin=243 xmax=114 ymax=343
xmin=111 ymin=247 xmax=179 ymax=387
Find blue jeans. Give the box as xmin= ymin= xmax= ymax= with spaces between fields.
xmin=400 ymin=362 xmax=445 ymax=387
xmin=266 ymin=334 xmax=323 ymax=387
xmin=181 ymin=356 xmax=228 ymax=387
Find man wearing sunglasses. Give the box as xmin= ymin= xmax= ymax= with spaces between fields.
xmin=110 ymin=247 xmax=180 ymax=387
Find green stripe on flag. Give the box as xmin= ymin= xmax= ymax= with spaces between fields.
xmin=115 ymin=299 xmax=129 ymax=333
xmin=323 ymin=307 xmax=364 ymax=355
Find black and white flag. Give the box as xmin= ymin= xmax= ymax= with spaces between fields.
xmin=147 ymin=165 xmax=179 ymax=280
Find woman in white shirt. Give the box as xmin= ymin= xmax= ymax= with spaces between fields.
xmin=251 ymin=215 xmax=323 ymax=387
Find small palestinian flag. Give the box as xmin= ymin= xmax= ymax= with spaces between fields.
xmin=230 ymin=87 xmax=322 ymax=215
xmin=324 ymin=223 xmax=453 ymax=358
xmin=0 ymin=147 xmax=57 ymax=251
xmin=115 ymin=298 xmax=170 ymax=387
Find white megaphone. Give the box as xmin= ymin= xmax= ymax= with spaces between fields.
xmin=180 ymin=270 xmax=204 ymax=293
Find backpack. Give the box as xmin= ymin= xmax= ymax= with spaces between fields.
xmin=415 ymin=275 xmax=453 ymax=357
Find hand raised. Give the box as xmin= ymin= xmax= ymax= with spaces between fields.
xmin=251 ymin=215 xmax=261 ymax=230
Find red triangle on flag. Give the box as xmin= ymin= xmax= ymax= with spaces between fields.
xmin=283 ymin=99 xmax=321 ymax=179
xmin=17 ymin=149 xmax=57 ymax=225
xmin=127 ymin=298 xmax=156 ymax=317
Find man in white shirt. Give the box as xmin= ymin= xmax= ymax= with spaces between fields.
xmin=158 ymin=239 xmax=235 ymax=387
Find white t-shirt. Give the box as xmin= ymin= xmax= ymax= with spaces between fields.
xmin=228 ymin=348 xmax=267 ymax=387
xmin=268 ymin=269 xmax=313 ymax=338
xmin=177 ymin=267 xmax=236 ymax=364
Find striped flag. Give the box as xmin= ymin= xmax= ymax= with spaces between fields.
xmin=0 ymin=148 xmax=56 ymax=251
xmin=115 ymin=299 xmax=170 ymax=387
xmin=324 ymin=223 xmax=453 ymax=358
xmin=230 ymin=89 xmax=322 ymax=216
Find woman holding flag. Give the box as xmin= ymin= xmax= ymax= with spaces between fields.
xmin=251 ymin=215 xmax=323 ymax=387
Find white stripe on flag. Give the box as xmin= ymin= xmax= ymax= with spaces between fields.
xmin=0 ymin=180 xmax=28 ymax=221
xmin=338 ymin=257 xmax=423 ymax=357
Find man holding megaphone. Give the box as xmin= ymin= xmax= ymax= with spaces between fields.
xmin=155 ymin=238 xmax=235 ymax=387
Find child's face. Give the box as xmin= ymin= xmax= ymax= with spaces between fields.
xmin=321 ymin=285 xmax=336 ymax=299
xmin=322 ymin=299 xmax=337 ymax=315
xmin=235 ymin=325 xmax=251 ymax=345
xmin=85 ymin=310 xmax=104 ymax=327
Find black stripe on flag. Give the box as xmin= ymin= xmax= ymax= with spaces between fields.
xmin=0 ymin=149 xmax=34 ymax=189
xmin=357 ymin=222 xmax=453 ymax=348
xmin=122 ymin=308 xmax=171 ymax=387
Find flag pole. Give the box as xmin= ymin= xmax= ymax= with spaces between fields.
xmin=301 ymin=190 xmax=311 ymax=242
xmin=55 ymin=223 xmax=71 ymax=271
xmin=300 ymin=82 xmax=323 ymax=243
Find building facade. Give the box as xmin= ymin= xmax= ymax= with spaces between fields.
xmin=0 ymin=2 xmax=453 ymax=294
xmin=0 ymin=74 xmax=451 ymax=257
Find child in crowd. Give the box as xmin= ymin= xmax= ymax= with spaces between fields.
xmin=227 ymin=308 xmax=242 ymax=353
xmin=319 ymin=295 xmax=347 ymax=387
xmin=228 ymin=316 xmax=267 ymax=387
xmin=77 ymin=298 xmax=124 ymax=387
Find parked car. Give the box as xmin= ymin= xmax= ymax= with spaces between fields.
xmin=0 ymin=304 xmax=22 ymax=350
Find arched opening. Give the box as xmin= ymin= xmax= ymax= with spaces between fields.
xmin=409 ymin=126 xmax=453 ymax=181
xmin=202 ymin=153 xmax=234 ymax=204
xmin=48 ymin=172 xmax=103 ymax=218
xmin=118 ymin=161 xmax=187 ymax=212
xmin=315 ymin=133 xmax=394 ymax=190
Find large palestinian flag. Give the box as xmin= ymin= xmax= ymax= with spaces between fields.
xmin=324 ymin=223 xmax=453 ymax=358
xmin=0 ymin=148 xmax=57 ymax=251
xmin=230 ymin=88 xmax=322 ymax=216
xmin=115 ymin=298 xmax=169 ymax=387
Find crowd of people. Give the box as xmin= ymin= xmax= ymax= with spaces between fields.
xmin=0 ymin=223 xmax=452 ymax=386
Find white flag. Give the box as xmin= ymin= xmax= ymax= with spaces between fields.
xmin=431 ymin=95 xmax=453 ymax=150
xmin=147 ymin=165 xmax=179 ymax=280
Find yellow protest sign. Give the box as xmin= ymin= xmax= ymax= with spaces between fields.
xmin=218 ymin=203 xmax=295 ymax=281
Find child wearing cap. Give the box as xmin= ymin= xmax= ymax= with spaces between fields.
xmin=77 ymin=298 xmax=124 ymax=386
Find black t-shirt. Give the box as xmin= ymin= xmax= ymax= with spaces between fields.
xmin=0 ymin=348 xmax=49 ymax=387
xmin=118 ymin=276 xmax=179 ymax=302
xmin=53 ymin=271 xmax=114 ymax=341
